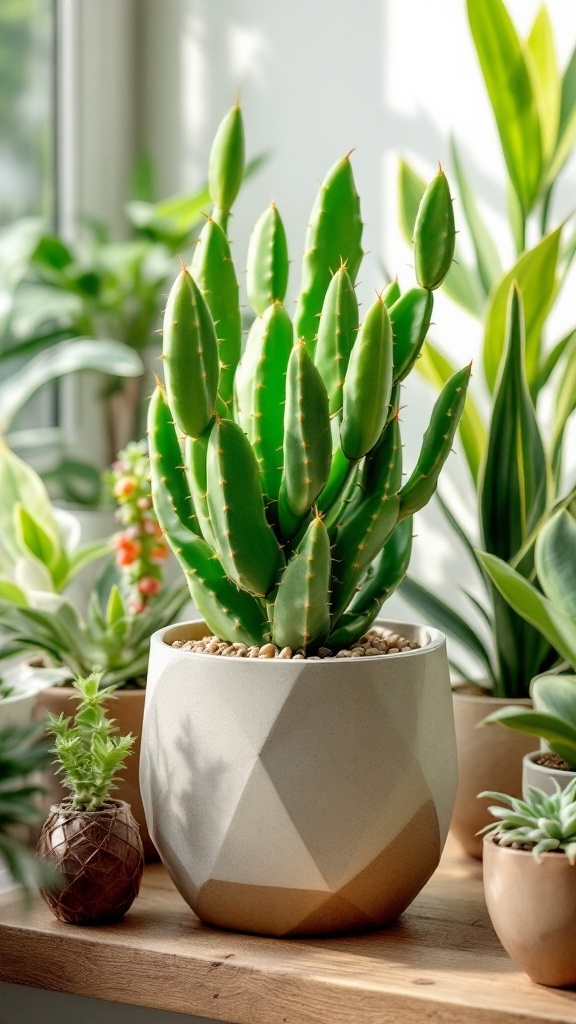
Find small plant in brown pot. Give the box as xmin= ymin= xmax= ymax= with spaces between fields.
xmin=36 ymin=673 xmax=144 ymax=925
xmin=480 ymin=779 xmax=576 ymax=987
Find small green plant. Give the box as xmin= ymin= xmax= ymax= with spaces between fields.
xmin=48 ymin=674 xmax=134 ymax=812
xmin=149 ymin=105 xmax=471 ymax=653
xmin=480 ymin=508 xmax=576 ymax=767
xmin=479 ymin=779 xmax=576 ymax=863
xmin=0 ymin=722 xmax=53 ymax=892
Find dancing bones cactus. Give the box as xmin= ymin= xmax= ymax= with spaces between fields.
xmin=148 ymin=106 xmax=471 ymax=654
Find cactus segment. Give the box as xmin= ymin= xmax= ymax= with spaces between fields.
xmin=248 ymin=302 xmax=293 ymax=502
xmin=278 ymin=343 xmax=332 ymax=534
xmin=390 ymin=288 xmax=434 ymax=382
xmin=148 ymin=386 xmax=200 ymax=536
xmin=414 ymin=170 xmax=455 ymax=290
xmin=208 ymin=103 xmax=245 ymax=233
xmin=163 ymin=267 xmax=220 ymax=439
xmin=360 ymin=412 xmax=403 ymax=502
xmin=271 ymin=516 xmax=331 ymax=652
xmin=314 ymin=265 xmax=359 ymax=416
xmin=399 ymin=364 xmax=472 ymax=519
xmin=234 ymin=314 xmax=264 ymax=434
xmin=294 ymin=155 xmax=363 ymax=356
xmin=340 ymin=296 xmax=393 ymax=460
xmin=191 ymin=218 xmax=242 ymax=407
xmin=349 ymin=516 xmax=413 ymax=616
xmin=382 ymin=279 xmax=401 ymax=308
xmin=247 ymin=203 xmax=289 ymax=315
xmin=317 ymin=438 xmax=354 ymax=515
xmin=185 ymin=434 xmax=216 ymax=548
xmin=330 ymin=493 xmax=400 ymax=622
xmin=207 ymin=419 xmax=285 ymax=596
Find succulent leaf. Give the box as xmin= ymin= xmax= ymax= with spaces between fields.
xmin=341 ymin=296 xmax=393 ymax=460
xmin=390 ymin=287 xmax=434 ymax=382
xmin=191 ymin=218 xmax=242 ymax=407
xmin=247 ymin=203 xmax=289 ymax=315
xmin=208 ymin=103 xmax=245 ymax=232
xmin=271 ymin=516 xmax=331 ymax=653
xmin=314 ymin=265 xmax=359 ymax=416
xmin=414 ymin=170 xmax=456 ymax=290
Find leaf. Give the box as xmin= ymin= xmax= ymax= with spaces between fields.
xmin=0 ymin=218 xmax=44 ymax=336
xmin=482 ymin=228 xmax=561 ymax=394
xmin=526 ymin=6 xmax=561 ymax=163
xmin=14 ymin=506 xmax=57 ymax=571
xmin=397 ymin=159 xmax=482 ymax=315
xmin=482 ymin=704 xmax=576 ymax=753
xmin=0 ymin=442 xmax=56 ymax=561
xmin=535 ymin=510 xmax=576 ymax=618
xmin=480 ymin=284 xmax=549 ymax=563
xmin=537 ymin=326 xmax=576 ymax=391
xmin=400 ymin=575 xmax=495 ymax=682
xmin=449 ymin=137 xmax=502 ymax=295
xmin=417 ymin=342 xmax=486 ymax=486
xmin=32 ymin=234 xmax=74 ymax=273
xmin=467 ymin=0 xmax=543 ymax=212
xmin=551 ymin=333 xmax=576 ymax=474
xmin=436 ymin=492 xmax=485 ymax=580
xmin=479 ymin=551 xmax=576 ymax=671
xmin=546 ymin=41 xmax=576 ymax=184
xmin=0 ymin=338 xmax=143 ymax=433
xmin=0 ymin=579 xmax=28 ymax=605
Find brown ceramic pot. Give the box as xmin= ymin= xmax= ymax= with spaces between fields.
xmin=35 ymin=686 xmax=155 ymax=858
xmin=37 ymin=798 xmax=144 ymax=925
xmin=483 ymin=835 xmax=576 ymax=987
xmin=451 ymin=689 xmax=534 ymax=859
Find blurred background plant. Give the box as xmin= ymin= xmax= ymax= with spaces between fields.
xmin=397 ymin=0 xmax=576 ymax=697
xmin=0 ymin=721 xmax=53 ymax=894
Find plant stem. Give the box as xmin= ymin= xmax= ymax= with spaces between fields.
xmin=540 ymin=185 xmax=553 ymax=239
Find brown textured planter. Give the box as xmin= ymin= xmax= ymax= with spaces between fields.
xmin=37 ymin=798 xmax=144 ymax=924
xmin=451 ymin=689 xmax=534 ymax=860
xmin=35 ymin=686 xmax=155 ymax=859
xmin=483 ymin=835 xmax=576 ymax=987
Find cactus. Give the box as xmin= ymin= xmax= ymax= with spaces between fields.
xmin=149 ymin=105 xmax=471 ymax=654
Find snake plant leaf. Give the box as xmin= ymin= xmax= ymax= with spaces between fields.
xmin=546 ymin=41 xmax=576 ymax=185
xmin=480 ymin=284 xmax=549 ymax=563
xmin=467 ymin=0 xmax=543 ymax=213
xmin=479 ymin=551 xmax=576 ymax=670
xmin=483 ymin=228 xmax=561 ymax=395
xmin=551 ymin=334 xmax=576 ymax=476
xmin=537 ymin=326 xmax=576 ymax=392
xmin=449 ymin=137 xmax=502 ymax=296
xmin=526 ymin=6 xmax=561 ymax=163
xmin=417 ymin=342 xmax=486 ymax=487
xmin=397 ymin=159 xmax=482 ymax=315
xmin=400 ymin=575 xmax=495 ymax=682
xmin=535 ymin=510 xmax=576 ymax=620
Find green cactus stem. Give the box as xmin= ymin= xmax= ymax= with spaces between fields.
xmin=390 ymin=288 xmax=434 ymax=382
xmin=271 ymin=515 xmax=331 ymax=652
xmin=414 ymin=169 xmax=455 ymax=290
xmin=247 ymin=203 xmax=289 ymax=316
xmin=314 ymin=263 xmax=359 ymax=416
xmin=340 ymin=295 xmax=393 ymax=460
xmin=208 ymin=102 xmax=245 ymax=234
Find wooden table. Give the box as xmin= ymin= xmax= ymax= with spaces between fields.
xmin=0 ymin=838 xmax=574 ymax=1024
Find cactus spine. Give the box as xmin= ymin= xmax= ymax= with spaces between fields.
xmin=150 ymin=103 xmax=471 ymax=654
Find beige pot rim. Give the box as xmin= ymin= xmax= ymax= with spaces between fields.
xmin=153 ymin=618 xmax=446 ymax=666
xmin=483 ymin=833 xmax=576 ymax=864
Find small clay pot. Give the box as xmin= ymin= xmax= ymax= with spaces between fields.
xmin=483 ymin=835 xmax=576 ymax=987
xmin=36 ymin=798 xmax=144 ymax=925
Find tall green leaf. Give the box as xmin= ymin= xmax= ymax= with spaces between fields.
xmin=551 ymin=334 xmax=576 ymax=475
xmin=535 ymin=510 xmax=576 ymax=620
xmin=546 ymin=41 xmax=576 ymax=184
xmin=526 ymin=6 xmax=561 ymax=163
xmin=0 ymin=443 xmax=56 ymax=561
xmin=467 ymin=0 xmax=543 ymax=213
xmin=449 ymin=137 xmax=502 ymax=295
xmin=417 ymin=342 xmax=486 ymax=486
xmin=483 ymin=228 xmax=561 ymax=394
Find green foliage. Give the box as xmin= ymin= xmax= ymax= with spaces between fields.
xmin=0 ymin=721 xmax=53 ymax=894
xmin=397 ymin=1 xmax=576 ymax=698
xmin=479 ymin=779 xmax=576 ymax=863
xmin=48 ymin=673 xmax=134 ymax=811
xmin=150 ymin=106 xmax=471 ymax=653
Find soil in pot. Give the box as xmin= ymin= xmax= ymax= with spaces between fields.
xmin=532 ymin=752 xmax=572 ymax=771
xmin=451 ymin=688 xmax=534 ymax=860
xmin=523 ymin=751 xmax=576 ymax=797
xmin=37 ymin=798 xmax=144 ymax=925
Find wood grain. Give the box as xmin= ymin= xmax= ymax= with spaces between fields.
xmin=0 ymin=837 xmax=575 ymax=1023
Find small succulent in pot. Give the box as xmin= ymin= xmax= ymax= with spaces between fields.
xmin=480 ymin=780 xmax=576 ymax=987
xmin=37 ymin=673 xmax=144 ymax=925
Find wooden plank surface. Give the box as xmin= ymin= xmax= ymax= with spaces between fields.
xmin=0 ymin=837 xmax=575 ymax=1024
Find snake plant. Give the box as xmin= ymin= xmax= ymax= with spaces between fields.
xmin=398 ymin=0 xmax=576 ymax=698
xmin=479 ymin=778 xmax=576 ymax=863
xmin=148 ymin=104 xmax=471 ymax=654
xmin=480 ymin=508 xmax=576 ymax=768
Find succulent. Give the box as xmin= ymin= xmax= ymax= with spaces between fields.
xmin=479 ymin=779 xmax=576 ymax=863
xmin=0 ymin=722 xmax=53 ymax=892
xmin=47 ymin=673 xmax=134 ymax=812
xmin=480 ymin=507 xmax=576 ymax=767
xmin=0 ymin=576 xmax=188 ymax=688
xmin=148 ymin=105 xmax=471 ymax=653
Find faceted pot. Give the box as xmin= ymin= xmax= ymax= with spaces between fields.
xmin=140 ymin=619 xmax=457 ymax=937
xmin=36 ymin=798 xmax=144 ymax=924
xmin=483 ymin=835 xmax=576 ymax=987
xmin=451 ymin=689 xmax=534 ymax=860
xmin=35 ymin=686 xmax=155 ymax=859
xmin=523 ymin=751 xmax=576 ymax=798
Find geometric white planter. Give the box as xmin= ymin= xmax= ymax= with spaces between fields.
xmin=141 ymin=619 xmax=457 ymax=936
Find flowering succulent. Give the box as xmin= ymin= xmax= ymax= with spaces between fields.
xmin=479 ymin=779 xmax=576 ymax=863
xmin=109 ymin=441 xmax=169 ymax=613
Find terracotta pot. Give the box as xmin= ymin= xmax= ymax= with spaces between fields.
xmin=37 ymin=798 xmax=144 ymax=925
xmin=483 ymin=835 xmax=576 ymax=987
xmin=141 ymin=619 xmax=457 ymax=937
xmin=523 ymin=751 xmax=576 ymax=797
xmin=451 ymin=690 xmax=534 ymax=860
xmin=35 ymin=687 xmax=156 ymax=859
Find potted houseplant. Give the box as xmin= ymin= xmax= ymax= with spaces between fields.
xmin=397 ymin=0 xmax=576 ymax=857
xmin=140 ymin=104 xmax=471 ymax=937
xmin=480 ymin=508 xmax=576 ymax=795
xmin=480 ymin=780 xmax=576 ymax=987
xmin=37 ymin=673 xmax=144 ymax=924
